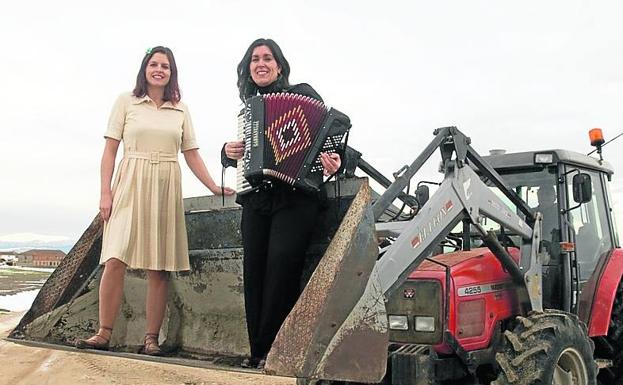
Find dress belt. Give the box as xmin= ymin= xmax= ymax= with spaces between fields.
xmin=124 ymin=151 xmax=178 ymax=164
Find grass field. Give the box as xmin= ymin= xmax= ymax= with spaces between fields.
xmin=0 ymin=268 xmax=51 ymax=296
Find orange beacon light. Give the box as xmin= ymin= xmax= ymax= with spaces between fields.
xmin=589 ymin=128 xmax=605 ymax=161
xmin=589 ymin=128 xmax=605 ymax=147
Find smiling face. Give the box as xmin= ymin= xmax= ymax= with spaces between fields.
xmin=249 ymin=45 xmax=281 ymax=87
xmin=145 ymin=52 xmax=171 ymax=88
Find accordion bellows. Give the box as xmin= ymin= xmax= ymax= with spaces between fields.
xmin=237 ymin=93 xmax=350 ymax=194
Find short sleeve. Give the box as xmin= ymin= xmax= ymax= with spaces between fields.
xmin=104 ymin=94 xmax=127 ymax=140
xmin=181 ymin=104 xmax=199 ymax=152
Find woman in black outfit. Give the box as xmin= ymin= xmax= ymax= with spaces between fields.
xmin=222 ymin=38 xmax=341 ymax=369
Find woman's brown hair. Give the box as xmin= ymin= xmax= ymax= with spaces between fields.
xmin=133 ymin=46 xmax=180 ymax=104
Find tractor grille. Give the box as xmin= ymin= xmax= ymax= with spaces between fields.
xmin=386 ymin=279 xmax=443 ymax=344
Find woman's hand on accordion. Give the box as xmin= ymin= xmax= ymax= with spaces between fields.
xmin=320 ymin=152 xmax=341 ymax=176
xmin=225 ymin=141 xmax=245 ymax=160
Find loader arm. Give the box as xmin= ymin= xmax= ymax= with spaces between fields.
xmin=373 ymin=126 xmax=542 ymax=312
xmin=265 ymin=127 xmax=544 ymax=383
xmin=376 ymin=158 xmax=543 ymax=312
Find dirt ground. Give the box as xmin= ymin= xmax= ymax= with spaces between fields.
xmin=0 ymin=312 xmax=296 ymax=385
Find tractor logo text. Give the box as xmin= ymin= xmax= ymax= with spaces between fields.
xmin=411 ymin=200 xmax=454 ymax=249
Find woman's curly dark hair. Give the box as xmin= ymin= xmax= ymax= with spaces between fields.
xmin=236 ymin=38 xmax=290 ymax=102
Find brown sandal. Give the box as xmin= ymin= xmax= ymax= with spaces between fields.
xmin=75 ymin=326 xmax=112 ymax=351
xmin=141 ymin=333 xmax=163 ymax=356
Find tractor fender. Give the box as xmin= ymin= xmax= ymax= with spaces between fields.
xmin=578 ymin=248 xmax=623 ymax=336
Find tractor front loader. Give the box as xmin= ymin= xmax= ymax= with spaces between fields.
xmin=266 ymin=126 xmax=620 ymax=385
xmin=11 ymin=127 xmax=621 ymax=385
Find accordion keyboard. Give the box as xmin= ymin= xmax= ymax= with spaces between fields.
xmin=236 ymin=111 xmax=252 ymax=194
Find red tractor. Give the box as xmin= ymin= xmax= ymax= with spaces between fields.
xmin=384 ymin=135 xmax=621 ymax=385
xmin=266 ymin=127 xmax=622 ymax=385
xmin=10 ymin=126 xmax=620 ymax=385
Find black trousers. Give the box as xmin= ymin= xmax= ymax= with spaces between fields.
xmin=241 ymin=196 xmax=320 ymax=358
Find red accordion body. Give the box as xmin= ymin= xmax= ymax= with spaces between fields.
xmin=238 ymin=93 xmax=349 ymax=194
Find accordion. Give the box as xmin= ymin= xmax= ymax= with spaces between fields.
xmin=236 ymin=93 xmax=350 ymax=194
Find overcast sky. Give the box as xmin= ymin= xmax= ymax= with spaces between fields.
xmin=1 ymin=0 xmax=623 ymax=240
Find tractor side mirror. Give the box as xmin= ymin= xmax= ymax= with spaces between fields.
xmin=416 ymin=185 xmax=430 ymax=207
xmin=572 ymin=173 xmax=592 ymax=204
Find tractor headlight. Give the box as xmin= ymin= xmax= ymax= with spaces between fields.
xmin=414 ymin=316 xmax=436 ymax=332
xmin=389 ymin=315 xmax=409 ymax=330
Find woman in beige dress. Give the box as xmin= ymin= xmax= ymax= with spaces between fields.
xmin=76 ymin=46 xmax=234 ymax=355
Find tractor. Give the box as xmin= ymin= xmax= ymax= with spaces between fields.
xmin=381 ymin=128 xmax=622 ymax=385
xmin=264 ymin=126 xmax=622 ymax=385
xmin=10 ymin=127 xmax=622 ymax=385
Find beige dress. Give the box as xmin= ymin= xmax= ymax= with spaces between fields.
xmin=100 ymin=92 xmax=198 ymax=271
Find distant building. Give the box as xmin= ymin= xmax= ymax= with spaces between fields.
xmin=17 ymin=249 xmax=66 ymax=268
xmin=0 ymin=251 xmax=19 ymax=265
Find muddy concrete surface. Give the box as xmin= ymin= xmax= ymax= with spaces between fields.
xmin=1 ymin=311 xmax=295 ymax=385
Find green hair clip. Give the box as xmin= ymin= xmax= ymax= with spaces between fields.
xmin=145 ymin=47 xmax=153 ymax=55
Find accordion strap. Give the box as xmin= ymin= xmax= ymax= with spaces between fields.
xmin=221 ymin=166 xmax=226 ymax=206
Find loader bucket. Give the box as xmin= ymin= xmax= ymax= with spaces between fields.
xmin=10 ymin=178 xmax=379 ymax=375
xmin=10 ymin=214 xmax=103 ymax=338
xmin=265 ymin=179 xmax=388 ymax=383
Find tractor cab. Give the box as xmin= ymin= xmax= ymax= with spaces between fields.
xmin=478 ymin=149 xmax=618 ymax=311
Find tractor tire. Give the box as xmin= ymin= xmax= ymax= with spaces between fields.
xmin=596 ymin=280 xmax=623 ymax=385
xmin=492 ymin=310 xmax=597 ymax=385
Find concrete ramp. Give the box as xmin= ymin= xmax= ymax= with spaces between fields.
xmin=265 ymin=180 xmax=388 ymax=383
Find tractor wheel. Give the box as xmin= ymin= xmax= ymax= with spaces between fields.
xmin=493 ymin=310 xmax=597 ymax=385
xmin=596 ymin=280 xmax=623 ymax=385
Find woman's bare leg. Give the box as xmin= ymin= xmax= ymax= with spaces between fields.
xmin=145 ymin=270 xmax=169 ymax=335
xmin=76 ymin=258 xmax=126 ymax=347
xmin=97 ymin=258 xmax=127 ymax=335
